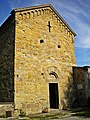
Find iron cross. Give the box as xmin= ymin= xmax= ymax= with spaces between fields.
xmin=47 ymin=21 xmax=51 ymax=32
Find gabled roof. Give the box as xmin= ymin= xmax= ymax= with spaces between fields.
xmin=11 ymin=4 xmax=76 ymax=36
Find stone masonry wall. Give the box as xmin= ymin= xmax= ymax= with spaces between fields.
xmin=0 ymin=103 xmax=14 ymax=117
xmin=0 ymin=15 xmax=15 ymax=103
xmin=14 ymin=6 xmax=76 ymax=115
xmin=73 ymin=67 xmax=87 ymax=107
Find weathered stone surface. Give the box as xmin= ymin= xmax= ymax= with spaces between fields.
xmin=73 ymin=66 xmax=90 ymax=107
xmin=0 ymin=103 xmax=14 ymax=117
xmin=0 ymin=15 xmax=15 ymax=102
xmin=0 ymin=4 xmax=76 ymax=115
xmin=14 ymin=5 xmax=76 ymax=115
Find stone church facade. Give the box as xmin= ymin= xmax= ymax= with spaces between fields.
xmin=0 ymin=4 xmax=76 ymax=116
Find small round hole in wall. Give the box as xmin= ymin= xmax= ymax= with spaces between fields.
xmin=40 ymin=39 xmax=44 ymax=43
xmin=17 ymin=75 xmax=19 ymax=77
xmin=58 ymin=45 xmax=61 ymax=48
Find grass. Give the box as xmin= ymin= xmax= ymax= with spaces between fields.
xmin=18 ymin=108 xmax=90 ymax=120
xmin=70 ymin=107 xmax=90 ymax=117
xmin=28 ymin=111 xmax=68 ymax=120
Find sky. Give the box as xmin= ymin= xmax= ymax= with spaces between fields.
xmin=0 ymin=0 xmax=90 ymax=66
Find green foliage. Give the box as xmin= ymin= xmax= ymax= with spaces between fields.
xmin=72 ymin=108 xmax=90 ymax=117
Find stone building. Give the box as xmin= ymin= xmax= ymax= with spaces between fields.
xmin=73 ymin=66 xmax=90 ymax=107
xmin=0 ymin=4 xmax=76 ymax=116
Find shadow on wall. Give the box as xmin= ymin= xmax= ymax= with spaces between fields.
xmin=61 ymin=72 xmax=76 ymax=110
xmin=63 ymin=67 xmax=90 ymax=109
xmin=0 ymin=15 xmax=15 ymax=102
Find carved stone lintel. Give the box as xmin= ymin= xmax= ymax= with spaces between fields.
xmin=57 ymin=17 xmax=60 ymax=23
xmin=62 ymin=24 xmax=65 ymax=31
xmin=19 ymin=14 xmax=23 ymax=20
xmin=38 ymin=10 xmax=41 ymax=16
xmin=67 ymin=31 xmax=70 ymax=36
xmin=52 ymin=12 xmax=55 ymax=17
xmin=44 ymin=9 xmax=47 ymax=14
xmin=60 ymin=22 xmax=63 ymax=29
xmin=35 ymin=10 xmax=38 ymax=16
xmin=57 ymin=19 xmax=60 ymax=23
xmin=43 ymin=66 xmax=60 ymax=82
xmin=23 ymin=13 xmax=27 ymax=19
xmin=72 ymin=34 xmax=74 ymax=43
xmin=41 ymin=9 xmax=44 ymax=15
xmin=31 ymin=11 xmax=34 ymax=17
xmin=69 ymin=32 xmax=72 ymax=37
xmin=27 ymin=12 xmax=30 ymax=18
xmin=64 ymin=26 xmax=66 ymax=32
xmin=49 ymin=10 xmax=52 ymax=15
xmin=46 ymin=9 xmax=49 ymax=14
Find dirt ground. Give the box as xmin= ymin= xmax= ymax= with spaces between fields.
xmin=0 ymin=108 xmax=90 ymax=120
